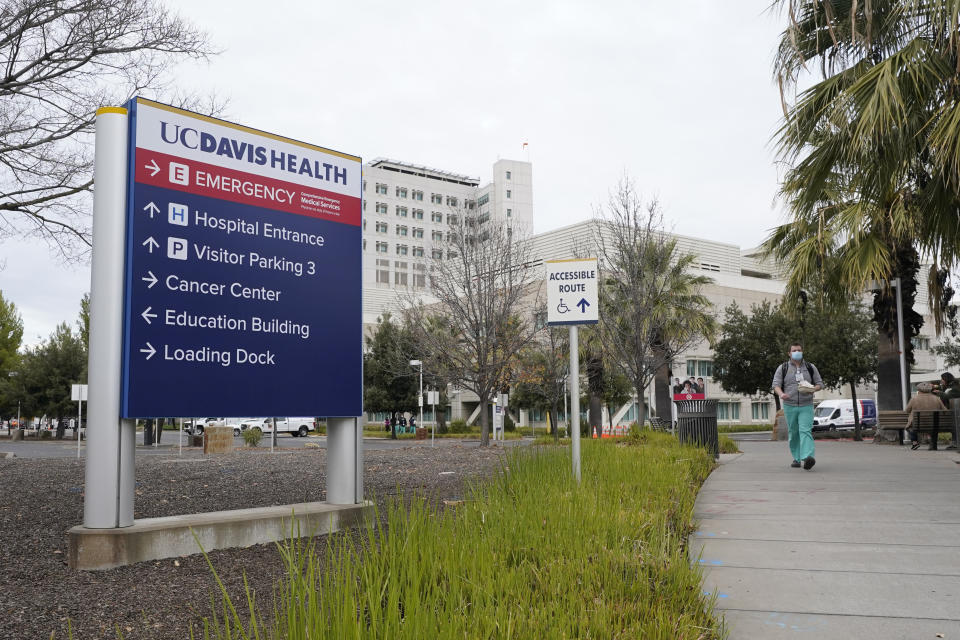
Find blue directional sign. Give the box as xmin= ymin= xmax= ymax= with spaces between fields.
xmin=121 ymin=98 xmax=362 ymax=418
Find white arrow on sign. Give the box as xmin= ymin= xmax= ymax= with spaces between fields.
xmin=145 ymin=159 xmax=160 ymax=177
xmin=140 ymin=342 xmax=156 ymax=360
xmin=142 ymin=236 xmax=159 ymax=253
xmin=143 ymin=202 xmax=160 ymax=218
xmin=141 ymin=271 xmax=158 ymax=288
xmin=141 ymin=306 xmax=157 ymax=324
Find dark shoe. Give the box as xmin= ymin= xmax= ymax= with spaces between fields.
xmin=911 ymin=442 xmax=921 ymax=450
xmin=803 ymin=456 xmax=816 ymax=470
xmin=790 ymin=460 xmax=801 ymax=468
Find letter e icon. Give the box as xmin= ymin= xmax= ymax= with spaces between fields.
xmin=167 ymin=237 xmax=188 ymax=261
xmin=168 ymin=203 xmax=189 ymax=226
xmin=169 ymin=162 xmax=189 ymax=185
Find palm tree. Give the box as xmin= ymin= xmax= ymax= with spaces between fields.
xmin=765 ymin=0 xmax=960 ymax=408
xmin=594 ymin=182 xmax=716 ymax=426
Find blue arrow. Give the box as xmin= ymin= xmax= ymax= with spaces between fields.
xmin=576 ymin=298 xmax=590 ymax=313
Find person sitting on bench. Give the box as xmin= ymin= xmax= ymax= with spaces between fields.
xmin=905 ymin=382 xmax=946 ymax=450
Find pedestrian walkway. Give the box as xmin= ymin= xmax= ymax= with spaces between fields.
xmin=692 ymin=440 xmax=960 ymax=639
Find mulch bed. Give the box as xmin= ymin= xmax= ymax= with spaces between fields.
xmin=0 ymin=443 xmax=507 ymax=639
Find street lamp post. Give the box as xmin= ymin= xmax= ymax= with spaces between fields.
xmin=410 ymin=360 xmax=423 ymax=440
xmin=7 ymin=371 xmax=20 ymax=433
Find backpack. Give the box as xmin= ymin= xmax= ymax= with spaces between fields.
xmin=780 ymin=361 xmax=815 ymax=383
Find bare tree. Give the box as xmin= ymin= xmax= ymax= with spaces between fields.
xmin=594 ymin=178 xmax=716 ymax=426
xmin=0 ymin=0 xmax=218 ymax=259
xmin=404 ymin=211 xmax=540 ymax=447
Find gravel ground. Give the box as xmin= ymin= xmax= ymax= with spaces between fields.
xmin=0 ymin=443 xmax=508 ymax=639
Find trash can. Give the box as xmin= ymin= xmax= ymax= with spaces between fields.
xmin=675 ymin=399 xmax=719 ymax=459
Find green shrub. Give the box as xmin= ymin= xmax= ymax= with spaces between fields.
xmin=449 ymin=419 xmax=468 ymax=434
xmin=719 ymin=434 xmax=740 ymax=454
xmin=242 ymin=428 xmax=263 ymax=447
xmin=39 ymin=430 xmax=52 ymax=440
xmin=437 ymin=421 xmax=449 ymax=435
xmin=504 ymin=414 xmax=516 ymax=432
xmin=200 ymin=439 xmax=721 ymax=638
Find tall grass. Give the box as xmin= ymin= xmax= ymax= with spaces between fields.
xmin=196 ymin=437 xmax=723 ymax=639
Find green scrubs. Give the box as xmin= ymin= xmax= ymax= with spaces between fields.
xmin=784 ymin=403 xmax=815 ymax=462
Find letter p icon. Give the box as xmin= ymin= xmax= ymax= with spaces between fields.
xmin=167 ymin=237 xmax=188 ymax=261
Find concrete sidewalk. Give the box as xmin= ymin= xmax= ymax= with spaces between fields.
xmin=693 ymin=440 xmax=960 ymax=640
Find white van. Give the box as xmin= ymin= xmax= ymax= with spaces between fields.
xmin=812 ymin=399 xmax=877 ymax=431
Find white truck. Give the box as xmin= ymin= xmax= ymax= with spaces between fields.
xmin=239 ymin=417 xmax=316 ymax=438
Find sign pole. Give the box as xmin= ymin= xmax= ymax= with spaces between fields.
xmin=178 ymin=418 xmax=182 ymax=456
xmin=77 ymin=397 xmax=82 ymax=460
xmin=84 ymin=106 xmax=136 ymax=529
xmin=570 ymin=325 xmax=581 ymax=483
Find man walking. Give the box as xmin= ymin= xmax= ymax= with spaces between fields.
xmin=772 ymin=342 xmax=823 ymax=470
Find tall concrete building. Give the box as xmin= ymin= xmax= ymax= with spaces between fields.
xmin=361 ymin=157 xmax=532 ymax=326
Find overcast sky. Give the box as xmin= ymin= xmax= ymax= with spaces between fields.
xmin=1 ymin=1 xmax=788 ymax=345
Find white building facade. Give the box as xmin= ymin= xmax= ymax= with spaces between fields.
xmin=361 ymin=157 xmax=532 ymax=326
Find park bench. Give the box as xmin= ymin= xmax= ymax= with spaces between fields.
xmin=911 ymin=410 xmax=957 ymax=450
xmin=876 ymin=409 xmax=958 ymax=448
xmin=649 ymin=417 xmax=669 ymax=432
xmin=876 ymin=411 xmax=909 ymax=445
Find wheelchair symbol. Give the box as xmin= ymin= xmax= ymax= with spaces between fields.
xmin=557 ymin=299 xmax=571 ymax=314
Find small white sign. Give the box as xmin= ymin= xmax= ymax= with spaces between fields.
xmin=545 ymin=258 xmax=599 ymax=325
xmin=428 ymin=390 xmax=439 ymax=405
xmin=71 ymin=384 xmax=88 ymax=402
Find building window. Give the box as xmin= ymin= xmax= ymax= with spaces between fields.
xmin=376 ymin=183 xmax=388 ymax=195
xmin=412 ymin=227 xmax=424 ymax=239
xmin=396 ymin=186 xmax=408 ymax=199
xmin=412 ymin=208 xmax=424 ymax=220
xmin=431 ymin=193 xmax=442 ymax=204
xmin=363 ymin=180 xmax=367 ymax=191
xmin=431 ymin=230 xmax=443 ymax=242
xmin=506 ymin=189 xmax=512 ymax=199
xmin=375 ymin=241 xmax=389 ymax=253
xmin=432 ymin=248 xmax=444 ymax=259
xmin=396 ymin=244 xmax=408 ymax=256
xmin=412 ymin=189 xmax=423 ymax=201
xmin=446 ymin=196 xmax=458 ymax=207
xmin=447 ymin=213 xmax=459 ymax=225
xmin=412 ymin=246 xmax=424 ymax=257
xmin=431 ymin=212 xmax=443 ymax=223
xmin=717 ymin=401 xmax=740 ymax=421
xmin=686 ymin=359 xmax=714 ymax=377
xmin=700 ymin=262 xmax=721 ymax=272
xmin=478 ymin=193 xmax=489 ymax=206
xmin=363 ymin=200 xmax=367 ymax=211
xmin=362 ymin=239 xmax=366 ymax=251
xmin=751 ymin=402 xmax=770 ymax=421
xmin=396 ymin=206 xmax=408 ymax=217
xmin=447 ymin=250 xmax=458 ymax=260
xmin=413 ymin=272 xmax=426 ymax=288
xmin=912 ymin=336 xmax=931 ymax=351
xmin=396 ymin=225 xmax=408 ymax=237
xmin=506 ymin=171 xmax=511 ymax=180
xmin=506 ymin=208 xmax=512 ymax=218
xmin=395 ymin=271 xmax=408 ymax=286
xmin=375 ymin=221 xmax=388 ymax=233
xmin=376 ymin=202 xmax=388 ymax=215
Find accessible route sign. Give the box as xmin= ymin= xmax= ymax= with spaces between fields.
xmin=545 ymin=258 xmax=599 ymax=326
xmin=121 ymin=98 xmax=362 ymax=417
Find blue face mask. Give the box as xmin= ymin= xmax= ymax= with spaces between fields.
xmin=791 ymin=351 xmax=803 ymax=361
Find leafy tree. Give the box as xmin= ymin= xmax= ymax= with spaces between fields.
xmin=405 ymin=216 xmax=539 ymax=447
xmin=0 ymin=291 xmax=24 ymax=418
xmin=511 ymin=323 xmax=568 ymax=442
xmin=363 ymin=313 xmax=418 ymax=439
xmin=595 ymin=180 xmax=715 ymax=426
xmin=803 ymin=301 xmax=878 ymax=440
xmin=712 ymin=301 xmax=791 ymax=412
xmin=0 ymin=0 xmax=217 ymax=256
xmin=14 ymin=322 xmax=85 ymax=437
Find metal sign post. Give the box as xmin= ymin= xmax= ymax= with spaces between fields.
xmin=545 ymin=258 xmax=599 ymax=483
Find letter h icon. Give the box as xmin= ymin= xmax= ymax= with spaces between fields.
xmin=168 ymin=203 xmax=188 ymax=227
